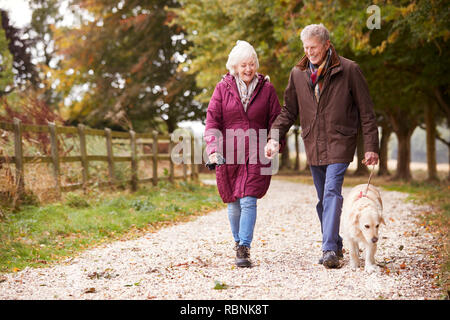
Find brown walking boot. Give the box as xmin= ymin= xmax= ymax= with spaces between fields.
xmin=235 ymin=245 xmax=252 ymax=268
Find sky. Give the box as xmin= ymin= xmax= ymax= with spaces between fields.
xmin=0 ymin=0 xmax=32 ymax=28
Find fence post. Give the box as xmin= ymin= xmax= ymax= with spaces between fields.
xmin=48 ymin=122 xmax=61 ymax=198
xmin=152 ymin=130 xmax=158 ymax=186
xmin=183 ymin=153 xmax=188 ymax=182
xmin=105 ymin=128 xmax=115 ymax=186
xmin=190 ymin=134 xmax=196 ymax=181
xmin=169 ymin=133 xmax=174 ymax=183
xmin=78 ymin=124 xmax=89 ymax=191
xmin=191 ymin=135 xmax=199 ymax=182
xmin=182 ymin=131 xmax=190 ymax=182
xmin=130 ymin=130 xmax=138 ymax=191
xmin=13 ymin=117 xmax=24 ymax=197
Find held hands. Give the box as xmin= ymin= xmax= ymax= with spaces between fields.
xmin=208 ymin=153 xmax=219 ymax=164
xmin=264 ymin=139 xmax=280 ymax=159
xmin=363 ymin=151 xmax=379 ymax=166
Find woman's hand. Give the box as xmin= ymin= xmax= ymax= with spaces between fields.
xmin=264 ymin=139 xmax=280 ymax=159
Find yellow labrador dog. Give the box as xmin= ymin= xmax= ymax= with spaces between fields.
xmin=341 ymin=184 xmax=385 ymax=273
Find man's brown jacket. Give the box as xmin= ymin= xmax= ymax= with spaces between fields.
xmin=270 ymin=45 xmax=379 ymax=166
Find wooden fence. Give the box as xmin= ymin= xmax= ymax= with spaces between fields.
xmin=0 ymin=118 xmax=198 ymax=198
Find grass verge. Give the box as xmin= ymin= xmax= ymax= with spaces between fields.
xmin=382 ymin=180 xmax=449 ymax=299
xmin=0 ymin=181 xmax=225 ymax=273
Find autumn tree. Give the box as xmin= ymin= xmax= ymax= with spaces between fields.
xmin=174 ymin=0 xmax=295 ymax=168
xmin=54 ymin=0 xmax=203 ymax=133
xmin=0 ymin=10 xmax=39 ymax=96
xmin=0 ymin=13 xmax=14 ymax=96
xmin=176 ymin=0 xmax=449 ymax=180
xmin=27 ymin=0 xmax=66 ymax=107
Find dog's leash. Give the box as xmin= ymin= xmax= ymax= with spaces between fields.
xmin=361 ymin=159 xmax=376 ymax=197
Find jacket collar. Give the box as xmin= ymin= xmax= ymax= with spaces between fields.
xmin=223 ymin=72 xmax=266 ymax=87
xmin=222 ymin=73 xmax=268 ymax=117
xmin=296 ymin=44 xmax=341 ymax=73
xmin=222 ymin=72 xmax=267 ymax=100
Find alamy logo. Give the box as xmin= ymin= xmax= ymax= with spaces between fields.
xmin=366 ymin=5 xmax=381 ymax=30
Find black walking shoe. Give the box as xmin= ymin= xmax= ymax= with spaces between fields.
xmin=318 ymin=248 xmax=343 ymax=264
xmin=235 ymin=245 xmax=252 ymax=268
xmin=322 ymin=250 xmax=340 ymax=269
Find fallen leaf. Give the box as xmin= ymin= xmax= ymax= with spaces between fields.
xmin=399 ymin=263 xmax=406 ymax=269
xmin=173 ymin=262 xmax=190 ymax=268
xmin=213 ymin=281 xmax=228 ymax=290
xmin=84 ymin=288 xmax=96 ymax=293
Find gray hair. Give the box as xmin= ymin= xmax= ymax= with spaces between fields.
xmin=300 ymin=23 xmax=330 ymax=43
xmin=226 ymin=40 xmax=259 ymax=76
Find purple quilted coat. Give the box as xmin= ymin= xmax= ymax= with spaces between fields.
xmin=204 ymin=73 xmax=282 ymax=203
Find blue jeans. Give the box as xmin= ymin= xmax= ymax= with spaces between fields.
xmin=310 ymin=163 xmax=349 ymax=252
xmin=227 ymin=196 xmax=257 ymax=248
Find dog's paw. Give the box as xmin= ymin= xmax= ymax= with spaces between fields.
xmin=350 ymin=261 xmax=359 ymax=271
xmin=364 ymin=264 xmax=378 ymax=273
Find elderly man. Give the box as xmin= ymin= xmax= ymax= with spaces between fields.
xmin=265 ymin=24 xmax=379 ymax=269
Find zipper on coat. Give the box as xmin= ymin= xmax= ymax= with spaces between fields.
xmin=246 ymin=79 xmax=265 ymax=110
xmin=311 ymin=67 xmax=337 ymax=165
xmin=305 ymin=72 xmax=321 ymax=165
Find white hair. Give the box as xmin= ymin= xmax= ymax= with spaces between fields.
xmin=226 ymin=40 xmax=259 ymax=76
xmin=300 ymin=23 xmax=330 ymax=43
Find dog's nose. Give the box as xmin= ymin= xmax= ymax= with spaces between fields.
xmin=371 ymin=237 xmax=378 ymax=243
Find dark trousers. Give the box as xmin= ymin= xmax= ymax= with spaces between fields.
xmin=310 ymin=163 xmax=350 ymax=252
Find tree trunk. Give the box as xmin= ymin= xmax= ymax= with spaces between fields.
xmin=425 ymin=103 xmax=438 ymax=181
xmin=166 ymin=118 xmax=176 ymax=135
xmin=433 ymin=87 xmax=450 ymax=122
xmin=433 ymin=87 xmax=450 ymax=180
xmin=447 ymin=119 xmax=450 ymax=181
xmin=378 ymin=122 xmax=392 ymax=176
xmin=447 ymin=118 xmax=450 ymax=181
xmin=280 ymin=140 xmax=291 ymax=170
xmin=353 ymin=128 xmax=369 ymax=176
xmin=302 ymin=162 xmax=310 ymax=174
xmin=387 ymin=107 xmax=418 ymax=181
xmin=395 ymin=130 xmax=413 ymax=181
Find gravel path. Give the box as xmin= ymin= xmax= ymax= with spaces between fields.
xmin=0 ymin=180 xmax=442 ymax=300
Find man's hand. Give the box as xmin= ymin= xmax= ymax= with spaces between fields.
xmin=264 ymin=139 xmax=280 ymax=159
xmin=364 ymin=151 xmax=379 ymax=166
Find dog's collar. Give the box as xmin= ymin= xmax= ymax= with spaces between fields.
xmin=357 ymin=191 xmax=367 ymax=199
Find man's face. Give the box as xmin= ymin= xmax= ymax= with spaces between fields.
xmin=302 ymin=37 xmax=330 ymax=65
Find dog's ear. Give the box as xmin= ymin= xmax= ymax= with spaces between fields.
xmin=351 ymin=210 xmax=360 ymax=226
xmin=380 ymin=215 xmax=386 ymax=225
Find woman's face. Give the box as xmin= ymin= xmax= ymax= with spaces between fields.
xmin=236 ymin=57 xmax=257 ymax=85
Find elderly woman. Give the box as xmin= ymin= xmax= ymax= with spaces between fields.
xmin=204 ymin=40 xmax=282 ymax=268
